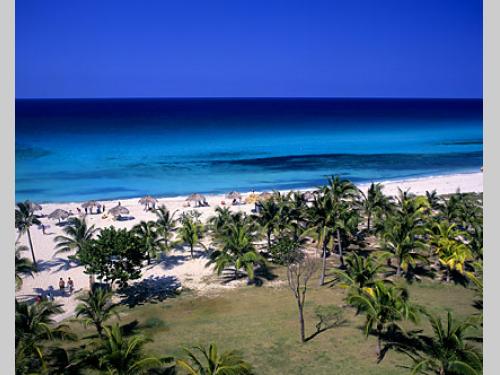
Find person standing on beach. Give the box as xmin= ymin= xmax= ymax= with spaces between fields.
xmin=59 ymin=278 xmax=65 ymax=295
xmin=41 ymin=223 xmax=46 ymax=235
xmin=67 ymin=277 xmax=74 ymax=294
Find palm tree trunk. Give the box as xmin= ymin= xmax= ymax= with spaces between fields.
xmin=319 ymin=242 xmax=327 ymax=286
xmin=96 ymin=322 xmax=103 ymax=338
xmin=26 ymin=229 xmax=37 ymax=267
xmin=396 ymin=262 xmax=402 ymax=276
xmin=337 ymin=229 xmax=344 ymax=267
xmin=376 ymin=335 xmax=382 ymax=358
xmin=267 ymin=228 xmax=272 ymax=251
xmin=446 ymin=268 xmax=450 ymax=283
xmin=367 ymin=213 xmax=371 ymax=232
xmin=190 ymin=243 xmax=194 ymax=259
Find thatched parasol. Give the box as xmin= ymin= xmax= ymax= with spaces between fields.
xmin=225 ymin=191 xmax=242 ymax=200
xmin=139 ymin=195 xmax=158 ymax=209
xmin=245 ymin=193 xmax=258 ymax=204
xmin=109 ymin=205 xmax=130 ymax=217
xmin=301 ymin=191 xmax=315 ymax=202
xmin=26 ymin=201 xmax=42 ymax=212
xmin=258 ymin=192 xmax=273 ymax=201
xmin=48 ymin=208 xmax=69 ymax=223
xmin=82 ymin=200 xmax=102 ymax=213
xmin=186 ymin=193 xmax=206 ymax=202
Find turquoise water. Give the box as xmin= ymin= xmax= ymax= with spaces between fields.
xmin=15 ymin=98 xmax=483 ymax=203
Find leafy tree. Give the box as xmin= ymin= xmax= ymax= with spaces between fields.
xmin=133 ymin=220 xmax=166 ymax=264
xmin=347 ymin=281 xmax=420 ymax=358
xmin=76 ymin=227 xmax=146 ymax=289
xmin=54 ymin=217 xmax=98 ymax=256
xmin=392 ymin=311 xmax=482 ymax=375
xmin=15 ymin=245 xmax=35 ymax=290
xmin=75 ymin=289 xmax=120 ymax=338
xmin=15 ymin=201 xmax=41 ymax=267
xmin=176 ymin=343 xmax=253 ymax=375
xmin=178 ymin=216 xmax=205 ymax=258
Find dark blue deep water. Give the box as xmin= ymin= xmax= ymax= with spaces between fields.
xmin=16 ymin=98 xmax=483 ymax=203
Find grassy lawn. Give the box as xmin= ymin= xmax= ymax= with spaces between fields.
xmin=68 ymin=265 xmax=480 ymax=375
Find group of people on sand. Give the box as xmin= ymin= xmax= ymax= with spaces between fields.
xmin=35 ymin=277 xmax=76 ymax=303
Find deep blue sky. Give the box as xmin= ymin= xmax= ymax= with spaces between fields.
xmin=16 ymin=0 xmax=482 ymax=99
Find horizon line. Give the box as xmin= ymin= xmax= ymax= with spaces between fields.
xmin=15 ymin=96 xmax=483 ymax=101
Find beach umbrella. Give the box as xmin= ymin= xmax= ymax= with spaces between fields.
xmin=258 ymin=192 xmax=273 ymax=201
xmin=139 ymin=195 xmax=158 ymax=209
xmin=109 ymin=205 xmax=129 ymax=217
xmin=186 ymin=193 xmax=206 ymax=206
xmin=245 ymin=193 xmax=259 ymax=204
xmin=26 ymin=201 xmax=42 ymax=212
xmin=82 ymin=200 xmax=102 ymax=213
xmin=301 ymin=191 xmax=315 ymax=202
xmin=225 ymin=191 xmax=242 ymax=200
xmin=48 ymin=208 xmax=69 ymax=223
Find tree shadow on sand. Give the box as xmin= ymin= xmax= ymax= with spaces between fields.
xmin=34 ymin=257 xmax=81 ymax=273
xmin=218 ymin=264 xmax=278 ymax=287
xmin=118 ymin=275 xmax=181 ymax=308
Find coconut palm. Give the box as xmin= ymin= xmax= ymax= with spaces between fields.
xmin=15 ymin=201 xmax=41 ymax=266
xmin=425 ymin=190 xmax=443 ymax=212
xmin=307 ymin=193 xmax=334 ymax=285
xmin=89 ymin=324 xmax=171 ymax=374
xmin=252 ymin=198 xmax=280 ymax=251
xmin=54 ymin=217 xmax=98 ymax=255
xmin=332 ymin=252 xmax=385 ymax=289
xmin=16 ymin=300 xmax=75 ymax=372
xmin=178 ymin=216 xmax=205 ymax=258
xmin=176 ymin=343 xmax=253 ymax=375
xmin=75 ymin=289 xmax=120 ymax=338
xmin=155 ymin=205 xmax=178 ymax=247
xmin=393 ymin=311 xmax=482 ymax=375
xmin=427 ymin=222 xmax=473 ymax=282
xmin=361 ymin=183 xmax=389 ymax=232
xmin=347 ymin=281 xmax=420 ymax=358
xmin=209 ymin=222 xmax=264 ymax=281
xmin=133 ymin=220 xmax=166 ymax=264
xmin=15 ymin=245 xmax=36 ymax=290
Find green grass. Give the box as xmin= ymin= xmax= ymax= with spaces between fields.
xmin=67 ymin=267 xmax=480 ymax=375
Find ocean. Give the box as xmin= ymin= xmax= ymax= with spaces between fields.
xmin=15 ymin=98 xmax=483 ymax=203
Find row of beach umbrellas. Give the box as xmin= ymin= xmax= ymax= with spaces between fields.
xmin=35 ymin=190 xmax=317 ymax=224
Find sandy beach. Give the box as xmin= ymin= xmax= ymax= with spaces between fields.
xmin=15 ymin=172 xmax=483 ymax=321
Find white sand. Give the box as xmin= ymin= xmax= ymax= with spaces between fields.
xmin=15 ymin=172 xmax=482 ymax=320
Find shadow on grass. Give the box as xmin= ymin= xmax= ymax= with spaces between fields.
xmin=218 ymin=264 xmax=278 ymax=287
xmin=119 ymin=275 xmax=181 ymax=308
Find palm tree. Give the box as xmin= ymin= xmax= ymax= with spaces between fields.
xmin=333 ymin=252 xmax=385 ymax=289
xmin=155 ymin=205 xmax=178 ymax=247
xmin=209 ymin=222 xmax=264 ymax=281
xmin=54 ymin=217 xmax=98 ymax=255
xmin=307 ymin=193 xmax=334 ymax=285
xmin=361 ymin=183 xmax=388 ymax=232
xmin=75 ymin=289 xmax=119 ymax=338
xmin=16 ymin=300 xmax=75 ymax=372
xmin=427 ymin=222 xmax=473 ymax=282
xmin=394 ymin=311 xmax=482 ymax=375
xmin=176 ymin=343 xmax=253 ymax=375
xmin=15 ymin=245 xmax=36 ymax=290
xmin=15 ymin=201 xmax=41 ymax=266
xmin=324 ymin=176 xmax=361 ymax=267
xmin=133 ymin=220 xmax=166 ymax=264
xmin=89 ymin=324 xmax=171 ymax=374
xmin=347 ymin=281 xmax=420 ymax=358
xmin=252 ymin=199 xmax=280 ymax=251
xmin=179 ymin=216 xmax=205 ymax=258
xmin=379 ymin=189 xmax=428 ymax=276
